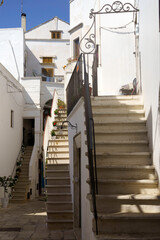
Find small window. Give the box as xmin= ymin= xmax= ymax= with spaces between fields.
xmin=43 ymin=57 xmax=53 ymax=64
xmin=42 ymin=68 xmax=54 ymax=82
xmin=51 ymin=31 xmax=61 ymax=39
xmin=11 ymin=110 xmax=14 ymax=128
xmin=74 ymin=38 xmax=80 ymax=60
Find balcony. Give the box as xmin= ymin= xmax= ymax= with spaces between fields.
xmin=42 ymin=75 xmax=64 ymax=83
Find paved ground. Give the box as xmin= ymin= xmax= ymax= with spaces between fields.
xmin=0 ymin=198 xmax=76 ymax=240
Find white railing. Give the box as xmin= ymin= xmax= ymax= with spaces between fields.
xmin=29 ymin=144 xmax=38 ymax=199
xmin=43 ymin=90 xmax=58 ymax=161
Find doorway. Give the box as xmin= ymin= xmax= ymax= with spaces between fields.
xmin=73 ymin=133 xmax=81 ymax=234
xmin=23 ymin=119 xmax=35 ymax=146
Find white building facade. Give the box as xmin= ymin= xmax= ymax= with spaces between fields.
xmin=66 ymin=0 xmax=160 ymax=239
xmin=0 ymin=16 xmax=70 ymax=199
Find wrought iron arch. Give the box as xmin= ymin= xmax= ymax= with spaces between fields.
xmin=80 ymin=1 xmax=139 ymax=54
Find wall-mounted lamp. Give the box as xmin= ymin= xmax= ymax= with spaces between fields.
xmin=0 ymin=0 xmax=4 ymax=6
xmin=61 ymin=121 xmax=77 ymax=134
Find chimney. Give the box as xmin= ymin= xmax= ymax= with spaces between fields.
xmin=21 ymin=13 xmax=26 ymax=32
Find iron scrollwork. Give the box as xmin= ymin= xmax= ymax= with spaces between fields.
xmin=91 ymin=1 xmax=139 ymax=15
xmin=80 ymin=1 xmax=139 ymax=54
xmin=79 ymin=15 xmax=96 ymax=54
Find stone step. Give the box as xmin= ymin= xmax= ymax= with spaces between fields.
xmin=47 ymin=159 xmax=70 ymax=164
xmin=47 ymin=210 xmax=73 ymax=220
xmin=54 ymin=117 xmax=67 ymax=122
xmin=48 ymin=139 xmax=69 ymax=146
xmin=46 ymin=177 xmax=70 ymax=185
xmin=46 ymin=201 xmax=72 ymax=211
xmin=88 ymin=194 xmax=160 ymax=214
xmin=96 ymin=233 xmax=160 ymax=240
xmin=47 ymin=152 xmax=69 ymax=159
xmin=95 ymin=130 xmax=148 ymax=141
xmin=47 ymin=193 xmax=72 ymax=202
xmin=46 ymin=185 xmax=70 ymax=193
xmin=95 ymin=141 xmax=149 ymax=153
xmin=46 ymin=170 xmax=69 ymax=178
xmin=93 ymin=213 xmax=160 ymax=234
xmin=12 ymin=192 xmax=26 ymax=197
xmin=92 ymin=102 xmax=144 ymax=110
xmin=47 ymin=219 xmax=73 ymax=230
xmin=87 ymin=179 xmax=159 ymax=195
xmin=95 ymin=152 xmax=151 ymax=166
xmin=10 ymin=199 xmax=27 ymax=204
xmin=94 ymin=166 xmax=156 ymax=180
xmin=93 ymin=113 xmax=145 ymax=121
xmin=94 ymin=121 xmax=146 ymax=131
xmin=92 ymin=108 xmax=144 ymax=114
xmin=46 ymin=163 xmax=69 ymax=170
xmin=11 ymin=195 xmax=26 ymax=200
xmin=91 ymin=95 xmax=142 ymax=101
xmin=47 ymin=146 xmax=69 ymax=152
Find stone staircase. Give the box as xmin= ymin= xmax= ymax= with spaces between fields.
xmin=11 ymin=146 xmax=32 ymax=203
xmin=87 ymin=95 xmax=160 ymax=240
xmin=45 ymin=109 xmax=73 ymax=230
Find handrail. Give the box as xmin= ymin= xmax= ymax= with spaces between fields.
xmin=11 ymin=143 xmax=25 ymax=178
xmin=83 ymin=54 xmax=98 ymax=234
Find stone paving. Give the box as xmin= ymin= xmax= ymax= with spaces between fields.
xmin=0 ymin=198 xmax=76 ymax=240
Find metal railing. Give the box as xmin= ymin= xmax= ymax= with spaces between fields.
xmin=66 ymin=53 xmax=98 ymax=234
xmin=83 ymin=54 xmax=98 ymax=234
xmin=42 ymin=75 xmax=64 ymax=83
xmin=11 ymin=143 xmax=25 ymax=178
xmin=66 ymin=54 xmax=83 ymax=115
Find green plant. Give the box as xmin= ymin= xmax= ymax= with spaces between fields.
xmin=54 ymin=109 xmax=58 ymax=115
xmin=50 ymin=129 xmax=56 ymax=136
xmin=52 ymin=121 xmax=57 ymax=127
xmin=16 ymin=160 xmax=22 ymax=167
xmin=0 ymin=176 xmax=16 ymax=193
xmin=57 ymin=99 xmax=66 ymax=109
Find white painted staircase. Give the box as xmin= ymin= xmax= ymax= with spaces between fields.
xmin=11 ymin=146 xmax=32 ymax=203
xmin=87 ymin=95 xmax=160 ymax=240
xmin=45 ymin=109 xmax=73 ymax=230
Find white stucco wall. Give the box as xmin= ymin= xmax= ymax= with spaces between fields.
xmin=68 ymin=97 xmax=95 ymax=240
xmin=25 ymin=40 xmax=70 ymax=77
xmin=21 ymin=77 xmax=42 ymax=198
xmin=25 ymin=17 xmax=70 ymax=40
xmin=0 ymin=64 xmax=24 ymax=196
xmin=0 ymin=28 xmax=24 ymax=81
xmin=70 ymin=0 xmax=137 ymax=95
xmin=41 ymin=82 xmax=64 ymax=106
xmin=138 ymin=0 xmax=160 ymax=178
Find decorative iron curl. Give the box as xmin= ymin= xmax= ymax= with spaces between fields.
xmin=79 ymin=16 xmax=96 ymax=54
xmin=91 ymin=1 xmax=139 ymax=15
xmin=0 ymin=0 xmax=4 ymax=6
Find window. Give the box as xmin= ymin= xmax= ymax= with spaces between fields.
xmin=74 ymin=38 xmax=80 ymax=60
xmin=51 ymin=31 xmax=61 ymax=39
xmin=43 ymin=57 xmax=53 ymax=64
xmin=11 ymin=110 xmax=14 ymax=128
xmin=42 ymin=68 xmax=54 ymax=82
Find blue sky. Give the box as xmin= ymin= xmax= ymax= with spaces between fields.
xmin=0 ymin=0 xmax=70 ymax=31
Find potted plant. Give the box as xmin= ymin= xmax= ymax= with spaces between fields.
xmin=52 ymin=121 xmax=57 ymax=127
xmin=57 ymin=99 xmax=66 ymax=109
xmin=54 ymin=109 xmax=59 ymax=115
xmin=50 ymin=129 xmax=56 ymax=139
xmin=0 ymin=176 xmax=16 ymax=208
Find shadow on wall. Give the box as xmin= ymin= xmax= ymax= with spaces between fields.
xmin=146 ymin=107 xmax=153 ymax=152
xmin=25 ymin=45 xmax=41 ymax=77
